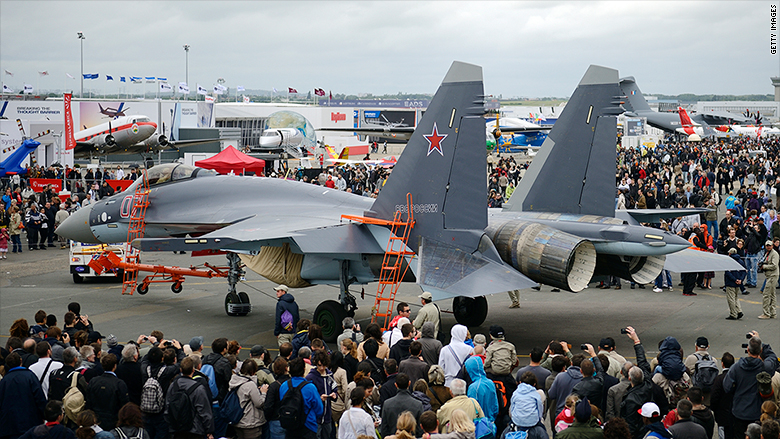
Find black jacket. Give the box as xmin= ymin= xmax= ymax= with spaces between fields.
xmin=668 ymin=418 xmax=708 ymax=439
xmin=389 ymin=338 xmax=413 ymax=364
xmin=263 ymin=374 xmax=290 ymax=421
xmin=115 ymin=360 xmax=143 ymax=406
xmin=572 ymin=355 xmax=606 ymax=408
xmin=274 ymin=293 xmax=299 ymax=336
xmin=620 ymin=343 xmax=655 ymax=439
xmin=85 ymin=372 xmax=130 ymax=430
xmin=709 ymin=370 xmax=733 ymax=429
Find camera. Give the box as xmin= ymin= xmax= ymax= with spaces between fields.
xmin=164 ymin=341 xmax=172 ymax=347
xmin=746 ymin=333 xmax=753 ymax=339
xmin=142 ymin=336 xmax=148 ymax=342
xmin=742 ymin=343 xmax=749 ymax=349
xmin=620 ymin=328 xmax=629 ymax=334
xmin=580 ymin=344 xmax=588 ymax=350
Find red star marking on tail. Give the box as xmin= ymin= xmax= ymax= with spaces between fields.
xmin=424 ymin=122 xmax=447 ymax=156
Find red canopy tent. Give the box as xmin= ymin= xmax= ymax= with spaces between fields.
xmin=194 ymin=146 xmax=265 ymax=176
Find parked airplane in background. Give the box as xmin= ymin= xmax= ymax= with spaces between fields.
xmin=72 ymin=114 xmax=220 ymax=158
xmin=58 ymin=62 xmax=741 ymax=340
xmin=620 ymin=76 xmax=751 ymax=134
xmin=319 ymin=113 xmax=416 ymax=141
xmin=487 ymin=117 xmax=550 ymax=153
xmin=99 ymin=103 xmax=129 ymax=119
xmin=0 ymin=121 xmax=52 ymax=177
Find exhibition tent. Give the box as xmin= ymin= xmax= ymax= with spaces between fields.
xmin=195 ymin=146 xmax=265 ymax=175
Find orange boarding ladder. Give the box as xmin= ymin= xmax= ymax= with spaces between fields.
xmin=372 ymin=193 xmax=416 ymax=330
xmin=121 ymin=174 xmax=150 ymax=295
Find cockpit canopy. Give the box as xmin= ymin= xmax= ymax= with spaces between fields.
xmin=123 ymin=163 xmax=216 ymax=194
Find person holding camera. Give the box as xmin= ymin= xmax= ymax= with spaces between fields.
xmin=723 ymin=331 xmax=778 ymax=439
xmin=758 ymin=240 xmax=778 ymax=319
xmin=742 ymin=217 xmax=767 ymax=288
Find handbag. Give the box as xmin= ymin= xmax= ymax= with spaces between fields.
xmin=472 ymin=400 xmax=496 ymax=439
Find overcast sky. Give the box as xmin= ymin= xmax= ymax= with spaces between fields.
xmin=0 ymin=1 xmax=776 ymax=98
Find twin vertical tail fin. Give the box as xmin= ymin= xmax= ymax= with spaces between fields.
xmin=505 ymin=65 xmax=624 ymax=218
xmin=368 ymin=61 xmax=537 ymax=300
xmin=369 ymin=61 xmax=488 ymax=251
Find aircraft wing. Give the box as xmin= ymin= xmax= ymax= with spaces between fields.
xmin=318 ymin=126 xmax=415 ymax=140
xmin=166 ymin=138 xmax=221 ymax=149
xmin=416 ymin=237 xmax=537 ymax=300
xmin=663 ymin=249 xmax=744 ymax=273
xmin=616 ymin=208 xmax=710 ymax=225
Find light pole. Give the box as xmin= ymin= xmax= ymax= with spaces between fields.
xmin=183 ymin=44 xmax=190 ymax=99
xmin=77 ymin=32 xmax=85 ymax=98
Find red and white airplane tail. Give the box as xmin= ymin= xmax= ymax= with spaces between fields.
xmin=677 ymin=107 xmax=696 ymax=135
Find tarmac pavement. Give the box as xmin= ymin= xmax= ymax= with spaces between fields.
xmin=1 ymin=243 xmax=776 ymax=363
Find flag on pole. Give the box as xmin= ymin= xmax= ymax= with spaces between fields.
xmin=64 ymin=93 xmax=76 ymax=150
xmin=145 ymin=76 xmax=155 ymax=83
xmin=156 ymin=77 xmax=167 ymax=81
xmin=205 ymin=95 xmax=215 ymax=103
xmin=2 ymin=84 xmax=12 ymax=93
xmin=237 ymin=85 xmax=245 ymax=92
xmin=213 ymin=86 xmax=223 ymax=95
xmin=66 ymin=73 xmax=75 ymax=79
xmin=178 ymin=82 xmax=190 ymax=94
xmin=38 ymin=71 xmax=49 ymax=76
xmin=197 ymin=84 xmax=208 ymax=95
xmin=160 ymin=82 xmax=173 ymax=92
xmin=130 ymin=76 xmax=142 ymax=83
xmin=329 ymin=91 xmax=333 ymax=100
xmin=314 ymin=88 xmax=325 ymax=97
xmin=288 ymin=87 xmax=297 ymax=93
xmin=4 ymin=69 xmax=12 ymax=76
xmin=83 ymin=73 xmax=98 ymax=79
xmin=243 ymin=95 xmax=250 ymax=103
xmin=120 ymin=76 xmax=126 ymax=82
xmin=106 ymin=75 xmax=114 ymax=81
xmin=273 ymin=87 xmax=278 ymax=93
xmin=23 ymin=84 xmax=33 ymax=94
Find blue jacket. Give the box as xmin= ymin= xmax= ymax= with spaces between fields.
xmin=305 ymin=368 xmax=335 ymax=424
xmin=723 ymin=343 xmax=778 ymax=421
xmin=724 ymin=254 xmax=746 ymax=287
xmin=278 ymin=376 xmax=323 ymax=434
xmin=0 ymin=367 xmax=47 ymax=437
xmin=289 ymin=330 xmax=311 ymax=360
xmin=465 ymin=356 xmax=498 ymax=422
xmin=511 ymin=382 xmax=543 ymax=428
xmin=274 ymin=293 xmax=299 ymax=336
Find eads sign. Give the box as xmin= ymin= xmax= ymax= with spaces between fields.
xmin=331 ymin=112 xmax=346 ymax=122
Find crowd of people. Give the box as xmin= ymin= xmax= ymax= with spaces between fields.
xmin=1 ymin=294 xmax=779 ymax=439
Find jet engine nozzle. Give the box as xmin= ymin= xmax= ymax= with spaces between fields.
xmin=486 ymin=219 xmax=597 ymax=292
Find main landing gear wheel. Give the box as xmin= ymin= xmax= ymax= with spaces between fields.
xmin=225 ymin=292 xmax=240 ymax=316
xmin=237 ymin=292 xmax=250 ymax=316
xmin=171 ymin=283 xmax=183 ymax=294
xmin=137 ymin=284 xmax=149 ymax=295
xmin=314 ymin=300 xmax=347 ymax=343
xmin=72 ymin=273 xmax=83 ymax=284
xmin=452 ymin=296 xmax=488 ymax=327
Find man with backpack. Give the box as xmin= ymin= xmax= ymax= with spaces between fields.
xmin=277 ymin=357 xmax=323 ymax=439
xmin=274 ymin=285 xmax=299 ymax=347
xmin=684 ymin=337 xmax=719 ymax=406
xmin=139 ymin=347 xmax=179 ymax=439
xmin=165 ymin=356 xmax=214 ymax=439
xmin=202 ymin=338 xmax=233 ymax=439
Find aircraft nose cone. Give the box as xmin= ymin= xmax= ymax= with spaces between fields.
xmin=56 ymin=204 xmax=98 ymax=243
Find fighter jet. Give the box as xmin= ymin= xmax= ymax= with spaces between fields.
xmin=620 ymin=76 xmax=751 ymax=134
xmin=58 ymin=62 xmax=740 ymax=340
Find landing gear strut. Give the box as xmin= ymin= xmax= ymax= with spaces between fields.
xmin=314 ymin=260 xmax=358 ymax=342
xmin=224 ymin=253 xmax=250 ymax=316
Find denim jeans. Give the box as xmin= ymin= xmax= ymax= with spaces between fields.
xmin=267 ymin=420 xmax=285 ymax=439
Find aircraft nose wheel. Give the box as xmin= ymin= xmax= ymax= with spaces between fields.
xmin=224 ymin=292 xmax=251 ymax=317
xmin=452 ymin=296 xmax=488 ymax=327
